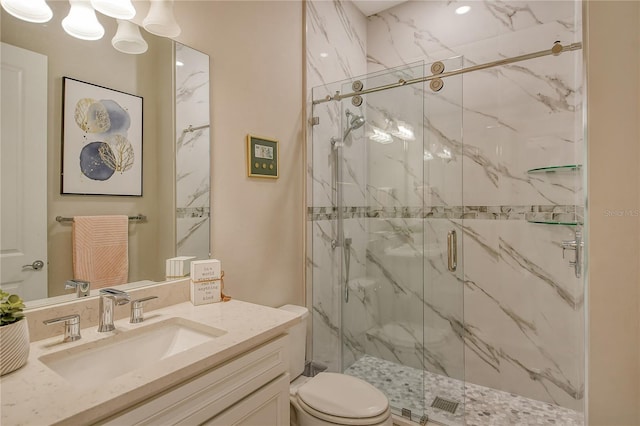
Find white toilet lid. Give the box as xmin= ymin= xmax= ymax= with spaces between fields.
xmin=297 ymin=373 xmax=389 ymax=418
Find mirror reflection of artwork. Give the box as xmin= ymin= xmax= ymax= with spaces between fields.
xmin=62 ymin=77 xmax=143 ymax=196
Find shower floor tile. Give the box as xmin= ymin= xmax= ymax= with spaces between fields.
xmin=343 ymin=355 xmax=584 ymax=426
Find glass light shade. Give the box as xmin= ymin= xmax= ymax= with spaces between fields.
xmin=0 ymin=0 xmax=53 ymax=23
xmin=91 ymin=0 xmax=135 ymax=19
xmin=62 ymin=0 xmax=104 ymax=41
xmin=143 ymin=0 xmax=181 ymax=38
xmin=112 ymin=19 xmax=148 ymax=54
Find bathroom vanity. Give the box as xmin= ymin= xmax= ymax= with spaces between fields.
xmin=0 ymin=299 xmax=299 ymax=425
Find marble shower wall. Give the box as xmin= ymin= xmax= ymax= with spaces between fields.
xmin=175 ymin=44 xmax=210 ymax=260
xmin=307 ymin=0 xmax=368 ymax=372
xmin=364 ymin=0 xmax=584 ymax=411
xmin=307 ymin=0 xmax=583 ymax=413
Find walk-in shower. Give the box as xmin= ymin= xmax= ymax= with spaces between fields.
xmin=307 ymin=1 xmax=585 ymax=425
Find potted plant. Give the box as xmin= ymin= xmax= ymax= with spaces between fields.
xmin=0 ymin=290 xmax=29 ymax=375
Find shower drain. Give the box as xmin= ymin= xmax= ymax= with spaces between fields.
xmin=431 ymin=396 xmax=459 ymax=414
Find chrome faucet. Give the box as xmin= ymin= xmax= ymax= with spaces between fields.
xmin=65 ymin=279 xmax=91 ymax=297
xmin=98 ymin=288 xmax=130 ymax=332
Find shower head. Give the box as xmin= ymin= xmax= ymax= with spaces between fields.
xmin=343 ymin=109 xmax=365 ymax=139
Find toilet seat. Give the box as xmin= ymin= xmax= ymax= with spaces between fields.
xmin=295 ymin=373 xmax=390 ymax=425
xmin=296 ymin=396 xmax=391 ymax=426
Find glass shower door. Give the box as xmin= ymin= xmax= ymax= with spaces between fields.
xmin=337 ymin=60 xmax=465 ymax=424
xmin=422 ymin=57 xmax=465 ymax=425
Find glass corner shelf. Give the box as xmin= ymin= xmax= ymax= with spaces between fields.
xmin=527 ymin=164 xmax=582 ymax=174
xmin=526 ymin=220 xmax=581 ymax=226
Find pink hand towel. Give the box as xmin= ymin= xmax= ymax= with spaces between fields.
xmin=72 ymin=215 xmax=129 ymax=289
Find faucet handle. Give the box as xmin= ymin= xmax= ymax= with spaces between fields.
xmin=65 ymin=279 xmax=91 ymax=297
xmin=130 ymin=296 xmax=158 ymax=323
xmin=43 ymin=314 xmax=81 ymax=342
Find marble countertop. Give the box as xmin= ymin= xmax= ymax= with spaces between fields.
xmin=1 ymin=300 xmax=300 ymax=426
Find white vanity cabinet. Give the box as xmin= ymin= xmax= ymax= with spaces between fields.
xmin=98 ymin=335 xmax=290 ymax=426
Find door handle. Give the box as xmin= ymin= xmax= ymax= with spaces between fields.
xmin=561 ymin=230 xmax=583 ymax=278
xmin=447 ymin=230 xmax=457 ymax=272
xmin=22 ymin=260 xmax=44 ymax=271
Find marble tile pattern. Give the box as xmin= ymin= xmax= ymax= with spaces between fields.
xmin=345 ymin=355 xmax=584 ymax=426
xmin=307 ymin=0 xmax=584 ymax=418
xmin=307 ymin=0 xmax=368 ymax=373
xmin=308 ymin=205 xmax=582 ymax=224
xmin=175 ymin=43 xmax=210 ymax=260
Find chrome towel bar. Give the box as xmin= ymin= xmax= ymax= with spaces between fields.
xmin=55 ymin=214 xmax=147 ymax=223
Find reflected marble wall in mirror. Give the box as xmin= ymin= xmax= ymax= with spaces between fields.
xmin=175 ymin=43 xmax=211 ymax=260
xmin=0 ymin=3 xmax=210 ymax=307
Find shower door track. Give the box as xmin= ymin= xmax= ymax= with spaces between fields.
xmin=312 ymin=42 xmax=582 ymax=104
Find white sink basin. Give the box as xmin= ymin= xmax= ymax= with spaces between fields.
xmin=39 ymin=317 xmax=226 ymax=388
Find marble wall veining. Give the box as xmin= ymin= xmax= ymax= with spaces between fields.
xmin=307 ymin=0 xmax=368 ymax=372
xmin=175 ymin=43 xmax=211 ymax=260
xmin=307 ymin=0 xmax=584 ymax=417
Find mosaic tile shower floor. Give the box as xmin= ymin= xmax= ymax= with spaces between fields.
xmin=344 ymin=355 xmax=584 ymax=426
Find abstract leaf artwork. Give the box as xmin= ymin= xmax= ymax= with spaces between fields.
xmin=62 ymin=77 xmax=143 ymax=196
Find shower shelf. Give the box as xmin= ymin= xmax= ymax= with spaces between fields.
xmin=526 ymin=164 xmax=582 ymax=173
xmin=526 ymin=219 xmax=581 ymax=226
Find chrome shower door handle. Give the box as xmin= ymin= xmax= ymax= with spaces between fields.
xmin=562 ymin=229 xmax=583 ymax=278
xmin=447 ymin=230 xmax=457 ymax=272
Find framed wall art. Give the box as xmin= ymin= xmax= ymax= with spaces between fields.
xmin=61 ymin=77 xmax=143 ymax=196
xmin=247 ymin=134 xmax=278 ymax=179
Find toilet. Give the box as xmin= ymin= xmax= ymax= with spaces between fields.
xmin=279 ymin=305 xmax=392 ymax=426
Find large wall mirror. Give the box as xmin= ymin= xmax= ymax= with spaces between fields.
xmin=0 ymin=2 xmax=210 ymax=307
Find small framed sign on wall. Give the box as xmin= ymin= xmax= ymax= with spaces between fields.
xmin=247 ymin=134 xmax=278 ymax=179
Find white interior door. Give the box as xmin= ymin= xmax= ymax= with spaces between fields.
xmin=1 ymin=42 xmax=48 ymax=301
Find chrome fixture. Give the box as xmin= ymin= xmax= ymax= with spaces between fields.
xmin=352 ymin=80 xmax=364 ymax=92
xmin=22 ymin=260 xmax=44 ymax=271
xmin=130 ymin=296 xmax=158 ymax=323
xmin=313 ymin=42 xmax=583 ymax=105
xmin=183 ymin=123 xmax=211 ymax=133
xmin=431 ymin=61 xmax=445 ymax=74
xmin=429 ymin=62 xmax=445 ymax=91
xmin=351 ymin=94 xmax=363 ymax=107
xmin=430 ymin=78 xmax=444 ymax=92
xmin=56 ymin=214 xmax=146 ymax=223
xmin=43 ymin=314 xmax=81 ymax=342
xmin=447 ymin=230 xmax=457 ymax=272
xmin=344 ymin=238 xmax=352 ymax=303
xmin=562 ymin=229 xmax=583 ymax=278
xmin=343 ymin=109 xmax=365 ymax=139
xmin=65 ymin=279 xmax=91 ymax=297
xmin=98 ymin=288 xmax=130 ymax=332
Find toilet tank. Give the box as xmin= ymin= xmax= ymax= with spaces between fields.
xmin=278 ymin=304 xmax=309 ymax=379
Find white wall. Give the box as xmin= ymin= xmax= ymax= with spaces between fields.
xmin=174 ymin=1 xmax=305 ymax=308
xmin=586 ymin=1 xmax=640 ymax=424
